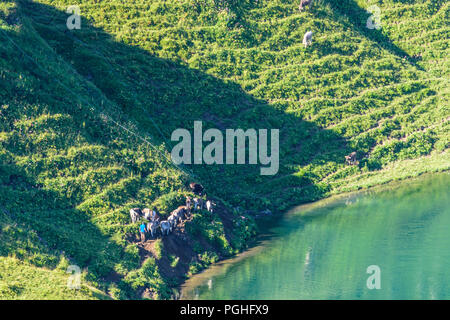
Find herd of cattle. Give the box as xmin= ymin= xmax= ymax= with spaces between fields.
xmin=130 ymin=183 xmax=216 ymax=241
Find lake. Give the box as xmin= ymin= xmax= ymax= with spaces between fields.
xmin=181 ymin=173 xmax=450 ymax=299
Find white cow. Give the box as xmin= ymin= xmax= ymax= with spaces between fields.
xmin=143 ymin=208 xmax=151 ymax=221
xmin=303 ymin=31 xmax=313 ymax=48
xmin=129 ymin=208 xmax=142 ymax=223
xmin=160 ymin=220 xmax=171 ymax=236
xmin=168 ymin=214 xmax=177 ymax=229
xmin=147 ymin=220 xmax=159 ymax=238
xmin=206 ymin=200 xmax=215 ymax=213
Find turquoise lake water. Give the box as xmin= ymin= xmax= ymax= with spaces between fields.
xmin=182 ymin=173 xmax=450 ymax=299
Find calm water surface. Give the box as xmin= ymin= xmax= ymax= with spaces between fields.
xmin=182 ymin=173 xmax=450 ymax=299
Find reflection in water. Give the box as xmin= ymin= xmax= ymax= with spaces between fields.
xmin=207 ymin=279 xmax=212 ymax=290
xmin=182 ymin=173 xmax=450 ymax=299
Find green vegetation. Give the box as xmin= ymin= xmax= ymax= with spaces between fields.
xmin=186 ymin=211 xmax=234 ymax=256
xmin=153 ymin=239 xmax=164 ymax=260
xmin=0 ymin=256 xmax=107 ymax=299
xmin=122 ymin=258 xmax=171 ymax=299
xmin=168 ymin=254 xmax=179 ymax=268
xmin=0 ymin=0 xmax=448 ymax=299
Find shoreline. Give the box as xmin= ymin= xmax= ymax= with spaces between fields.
xmin=179 ymin=167 xmax=450 ymax=299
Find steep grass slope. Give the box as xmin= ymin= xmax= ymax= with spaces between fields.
xmin=17 ymin=0 xmax=447 ymax=209
xmin=0 ymin=0 xmax=448 ymax=299
xmin=0 ymin=0 xmax=254 ymax=299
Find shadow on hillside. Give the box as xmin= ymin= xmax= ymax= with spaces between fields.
xmin=0 ymin=0 xmax=362 ymax=296
xmin=10 ymin=0 xmax=359 ymax=209
xmin=323 ymin=0 xmax=425 ymax=71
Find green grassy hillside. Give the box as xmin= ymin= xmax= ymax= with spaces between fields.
xmin=0 ymin=0 xmax=448 ymax=299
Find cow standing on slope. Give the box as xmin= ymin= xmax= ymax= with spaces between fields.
xmin=130 ymin=208 xmax=142 ymax=223
xmin=345 ymin=152 xmax=357 ymax=165
xmin=173 ymin=206 xmax=187 ymax=223
xmin=160 ymin=220 xmax=171 ymax=236
xmin=147 ymin=220 xmax=160 ymax=238
xmin=206 ymin=200 xmax=215 ymax=213
xmin=303 ymin=31 xmax=313 ymax=48
xmin=189 ymin=183 xmax=204 ymax=196
xmin=299 ymin=0 xmax=313 ymax=11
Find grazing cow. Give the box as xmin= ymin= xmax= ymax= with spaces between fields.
xmin=345 ymin=152 xmax=357 ymax=165
xmin=147 ymin=220 xmax=159 ymax=238
xmin=143 ymin=208 xmax=151 ymax=221
xmin=160 ymin=220 xmax=171 ymax=236
xmin=189 ymin=182 xmax=204 ymax=196
xmin=206 ymin=200 xmax=215 ymax=213
xmin=168 ymin=214 xmax=177 ymax=229
xmin=303 ymin=31 xmax=313 ymax=48
xmin=143 ymin=208 xmax=158 ymax=221
xmin=299 ymin=0 xmax=312 ymax=11
xmin=130 ymin=208 xmax=142 ymax=223
xmin=173 ymin=206 xmax=187 ymax=222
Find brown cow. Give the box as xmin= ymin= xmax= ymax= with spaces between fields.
xmin=299 ymin=0 xmax=313 ymax=11
xmin=189 ymin=182 xmax=204 ymax=196
xmin=345 ymin=152 xmax=357 ymax=165
xmin=171 ymin=206 xmax=187 ymax=224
